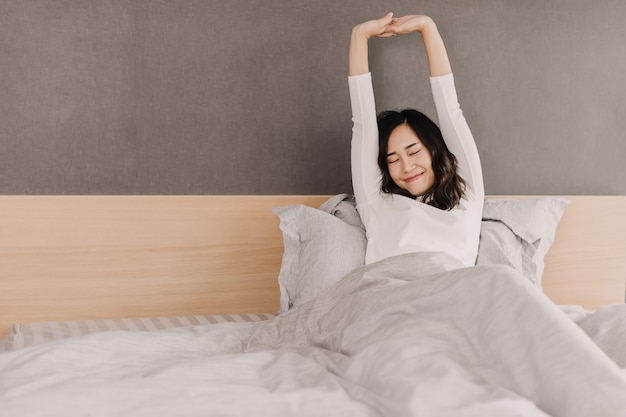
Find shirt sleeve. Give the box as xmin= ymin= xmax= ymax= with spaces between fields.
xmin=349 ymin=73 xmax=381 ymax=208
xmin=430 ymin=74 xmax=484 ymax=201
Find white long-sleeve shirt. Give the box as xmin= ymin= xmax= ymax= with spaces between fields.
xmin=349 ymin=72 xmax=484 ymax=266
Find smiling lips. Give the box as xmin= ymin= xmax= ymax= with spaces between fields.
xmin=403 ymin=172 xmax=424 ymax=183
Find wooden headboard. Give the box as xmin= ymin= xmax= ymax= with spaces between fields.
xmin=1 ymin=195 xmax=625 ymax=339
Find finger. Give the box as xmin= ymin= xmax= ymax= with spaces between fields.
xmin=380 ymin=12 xmax=393 ymax=25
xmin=372 ymin=12 xmax=393 ymax=36
xmin=385 ymin=25 xmax=399 ymax=34
xmin=386 ymin=21 xmax=408 ymax=34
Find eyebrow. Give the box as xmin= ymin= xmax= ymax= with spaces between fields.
xmin=386 ymin=142 xmax=420 ymax=157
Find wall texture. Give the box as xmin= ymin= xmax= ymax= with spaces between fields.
xmin=1 ymin=0 xmax=624 ymax=195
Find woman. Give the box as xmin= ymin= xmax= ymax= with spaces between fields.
xmin=349 ymin=13 xmax=484 ymax=267
xmin=348 ymin=12 xmax=626 ymax=416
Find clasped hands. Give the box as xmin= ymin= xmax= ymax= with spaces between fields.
xmin=354 ymin=12 xmax=436 ymax=40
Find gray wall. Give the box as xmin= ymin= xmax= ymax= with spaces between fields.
xmin=2 ymin=0 xmax=625 ymax=195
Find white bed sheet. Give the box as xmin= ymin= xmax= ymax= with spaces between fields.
xmin=1 ymin=253 xmax=625 ymax=417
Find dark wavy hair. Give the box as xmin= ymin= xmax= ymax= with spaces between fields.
xmin=377 ymin=109 xmax=466 ymax=211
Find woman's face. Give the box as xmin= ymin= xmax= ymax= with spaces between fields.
xmin=386 ymin=124 xmax=435 ymax=197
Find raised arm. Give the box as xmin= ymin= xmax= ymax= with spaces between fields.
xmin=349 ymin=13 xmax=394 ymax=76
xmin=348 ymin=13 xmax=395 ymax=207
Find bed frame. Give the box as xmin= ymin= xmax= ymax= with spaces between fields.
xmin=1 ymin=195 xmax=625 ymax=339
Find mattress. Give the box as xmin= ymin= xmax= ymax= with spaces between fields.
xmin=0 ymin=313 xmax=275 ymax=352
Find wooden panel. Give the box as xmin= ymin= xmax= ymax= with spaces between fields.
xmin=0 ymin=196 xmax=329 ymax=338
xmin=541 ymin=196 xmax=626 ymax=308
xmin=1 ymin=195 xmax=624 ymax=340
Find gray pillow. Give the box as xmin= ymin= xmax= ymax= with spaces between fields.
xmin=272 ymin=196 xmax=366 ymax=313
xmin=476 ymin=197 xmax=570 ymax=289
xmin=274 ymin=195 xmax=569 ymax=311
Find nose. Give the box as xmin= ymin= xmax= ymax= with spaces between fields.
xmin=400 ymin=157 xmax=414 ymax=173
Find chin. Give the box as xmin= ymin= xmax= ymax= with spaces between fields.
xmin=406 ymin=187 xmax=427 ymax=197
xmin=405 ymin=184 xmax=434 ymax=199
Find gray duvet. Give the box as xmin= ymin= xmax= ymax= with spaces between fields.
xmin=1 ymin=252 xmax=625 ymax=416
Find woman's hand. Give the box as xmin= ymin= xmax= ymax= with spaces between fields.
xmin=352 ymin=12 xmax=395 ymax=40
xmin=386 ymin=15 xmax=435 ymax=36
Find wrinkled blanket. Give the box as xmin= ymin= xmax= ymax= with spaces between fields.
xmin=1 ymin=253 xmax=625 ymax=417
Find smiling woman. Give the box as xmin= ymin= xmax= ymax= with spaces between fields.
xmin=348 ymin=13 xmax=483 ymax=266
xmin=385 ymin=123 xmax=435 ymax=197
xmin=385 ymin=121 xmax=433 ymax=186
xmin=377 ymin=109 xmax=465 ymax=208
xmin=385 ymin=124 xmax=435 ymax=196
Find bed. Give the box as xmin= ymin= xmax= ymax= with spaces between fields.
xmin=1 ymin=195 xmax=625 ymax=416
